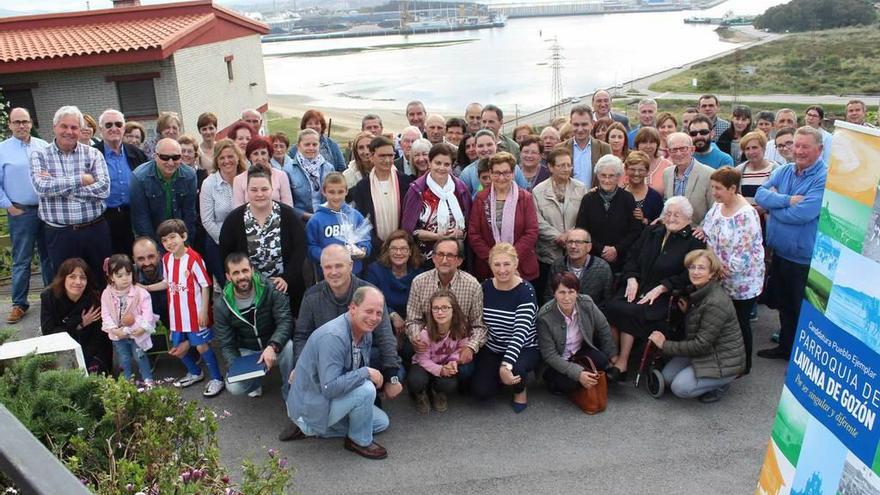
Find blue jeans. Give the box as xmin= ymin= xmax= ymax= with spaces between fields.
xmin=296 ymin=381 xmax=390 ymax=447
xmin=226 ymin=340 xmax=295 ymax=400
xmin=8 ymin=206 xmax=52 ymax=309
xmin=112 ymin=339 xmax=153 ymax=381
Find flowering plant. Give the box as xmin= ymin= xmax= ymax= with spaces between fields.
xmin=0 ymin=355 xmax=293 ymax=494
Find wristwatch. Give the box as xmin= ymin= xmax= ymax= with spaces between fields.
xmin=390 ymin=376 xmax=400 ymax=385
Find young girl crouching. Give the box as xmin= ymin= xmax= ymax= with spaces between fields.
xmin=408 ymin=289 xmax=470 ymax=413
xmin=101 ymin=254 xmax=156 ymax=385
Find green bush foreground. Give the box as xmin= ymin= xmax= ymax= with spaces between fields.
xmin=0 ymin=353 xmax=293 ymax=494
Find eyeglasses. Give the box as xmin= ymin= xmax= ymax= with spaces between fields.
xmin=431 ymin=305 xmax=453 ymax=313
xmin=434 ymin=252 xmax=459 ymax=260
xmin=10 ymin=120 xmax=31 ymax=126
xmin=157 ymin=154 xmax=182 ymax=161
xmin=688 ymin=129 xmax=711 ymax=137
xmin=669 ymin=146 xmax=691 ymax=154
xmin=566 ymin=239 xmax=591 ymax=245
xmin=104 ymin=122 xmax=124 ymax=129
xmin=491 ymin=170 xmax=513 ymax=177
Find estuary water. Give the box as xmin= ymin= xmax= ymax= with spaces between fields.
xmin=262 ymin=0 xmax=786 ymax=113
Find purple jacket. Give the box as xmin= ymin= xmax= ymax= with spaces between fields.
xmin=401 ymin=174 xmax=472 ymax=232
xmin=412 ymin=328 xmax=469 ymax=376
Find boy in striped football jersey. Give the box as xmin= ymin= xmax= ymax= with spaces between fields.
xmin=151 ymin=219 xmax=225 ymax=397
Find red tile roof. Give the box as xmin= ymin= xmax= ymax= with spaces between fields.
xmin=0 ymin=13 xmax=213 ymax=63
xmin=0 ymin=0 xmax=268 ymax=73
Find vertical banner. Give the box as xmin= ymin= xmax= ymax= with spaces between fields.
xmin=757 ymin=122 xmax=880 ymax=495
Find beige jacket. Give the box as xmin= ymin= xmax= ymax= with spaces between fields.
xmin=532 ymin=177 xmax=588 ymax=264
xmin=662 ymin=159 xmax=715 ymax=224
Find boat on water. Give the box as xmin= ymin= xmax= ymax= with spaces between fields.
xmin=684 ymin=10 xmax=756 ymax=26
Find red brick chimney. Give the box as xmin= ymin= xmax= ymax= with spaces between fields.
xmin=111 ymin=0 xmax=142 ymax=7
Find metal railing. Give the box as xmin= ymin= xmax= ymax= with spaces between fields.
xmin=0 ymin=405 xmax=92 ymax=494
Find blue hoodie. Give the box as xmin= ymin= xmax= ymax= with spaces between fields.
xmin=756 ymin=159 xmax=827 ymax=265
xmin=306 ymin=203 xmax=372 ymax=274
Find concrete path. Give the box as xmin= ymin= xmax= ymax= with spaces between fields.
xmin=1 ymin=286 xmax=787 ymax=495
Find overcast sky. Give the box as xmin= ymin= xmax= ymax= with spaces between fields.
xmin=4 ymin=0 xmax=237 ymax=14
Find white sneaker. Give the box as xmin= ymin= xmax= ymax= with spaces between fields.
xmin=248 ymin=386 xmax=263 ymax=398
xmin=203 ymin=379 xmax=225 ymax=397
xmin=174 ymin=372 xmax=204 ymax=388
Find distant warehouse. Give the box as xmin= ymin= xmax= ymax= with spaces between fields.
xmin=0 ymin=0 xmax=269 ymax=139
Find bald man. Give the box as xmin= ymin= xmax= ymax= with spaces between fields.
xmin=293 ymin=245 xmax=403 ymax=400
xmin=1 ymin=107 xmax=52 ymax=323
xmin=129 ymin=137 xmax=197 ymax=241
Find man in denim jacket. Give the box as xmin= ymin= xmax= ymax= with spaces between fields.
xmin=283 ymin=286 xmax=390 ymax=459
xmin=129 ymin=138 xmax=197 ymax=243
xmin=756 ymin=126 xmax=827 ymax=360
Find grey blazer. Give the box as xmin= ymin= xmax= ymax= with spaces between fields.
xmin=662 ymin=159 xmax=716 ymax=224
xmin=536 ymin=295 xmax=617 ymax=381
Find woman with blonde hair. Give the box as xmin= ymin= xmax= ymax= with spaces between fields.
xmin=647 ymin=249 xmax=745 ymax=402
xmin=471 ymin=243 xmax=540 ymax=413
xmin=200 ymin=139 xmax=247 ymax=283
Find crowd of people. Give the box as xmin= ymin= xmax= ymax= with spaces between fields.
xmin=1 ymin=91 xmax=871 ymax=459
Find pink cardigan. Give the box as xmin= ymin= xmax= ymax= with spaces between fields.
xmin=232 ymin=167 xmax=294 ymax=208
xmin=412 ymin=328 xmax=469 ymax=377
xmin=101 ymin=285 xmax=156 ymax=351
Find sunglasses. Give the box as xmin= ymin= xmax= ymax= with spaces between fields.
xmin=104 ymin=122 xmax=124 ymax=129
xmin=157 ymin=154 xmax=182 ymax=161
xmin=689 ymin=129 xmax=711 ymax=137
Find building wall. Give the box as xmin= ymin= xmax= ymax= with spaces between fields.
xmin=0 ymin=33 xmax=268 ymax=142
xmin=0 ymin=59 xmax=181 ymax=140
xmin=172 ymin=34 xmax=269 ymax=138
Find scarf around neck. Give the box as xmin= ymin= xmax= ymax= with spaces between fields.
xmin=489 ymin=182 xmax=519 ymax=244
xmin=295 ymin=151 xmax=326 ymax=192
xmin=369 ymin=167 xmax=400 ymax=241
xmin=598 ymin=187 xmax=618 ymax=212
xmin=426 ymin=174 xmax=465 ymax=233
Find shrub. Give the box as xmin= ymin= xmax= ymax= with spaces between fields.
xmin=0 ymin=355 xmax=294 ymax=494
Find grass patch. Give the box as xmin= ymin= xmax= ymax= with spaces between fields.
xmin=266 ymin=113 xmax=355 ymax=154
xmin=648 ymin=26 xmax=880 ymax=95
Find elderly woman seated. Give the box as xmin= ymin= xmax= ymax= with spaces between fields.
xmin=603 ymin=196 xmax=705 ymax=382
xmin=537 ymin=272 xmax=617 ymax=396
xmin=648 ymin=249 xmax=745 ymax=403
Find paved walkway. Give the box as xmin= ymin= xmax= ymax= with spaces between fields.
xmin=1 ymin=286 xmax=787 ymax=494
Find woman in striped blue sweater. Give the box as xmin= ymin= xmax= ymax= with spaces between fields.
xmin=471 ymin=243 xmax=541 ymax=413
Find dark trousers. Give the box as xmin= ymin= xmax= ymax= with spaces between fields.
xmin=543 ymin=346 xmax=610 ymax=395
xmin=407 ymin=364 xmax=458 ymax=395
xmin=535 ymin=261 xmax=552 ymax=306
xmin=732 ymin=297 xmax=757 ymax=374
xmin=202 ymin=236 xmax=226 ymax=288
xmin=471 ymin=347 xmax=541 ymax=400
xmin=103 ymin=206 xmax=134 ymax=257
xmin=45 ymin=219 xmax=112 ymax=290
xmin=768 ymin=255 xmax=810 ymax=355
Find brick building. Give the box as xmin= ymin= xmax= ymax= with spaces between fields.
xmin=0 ymin=0 xmax=269 ymax=140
